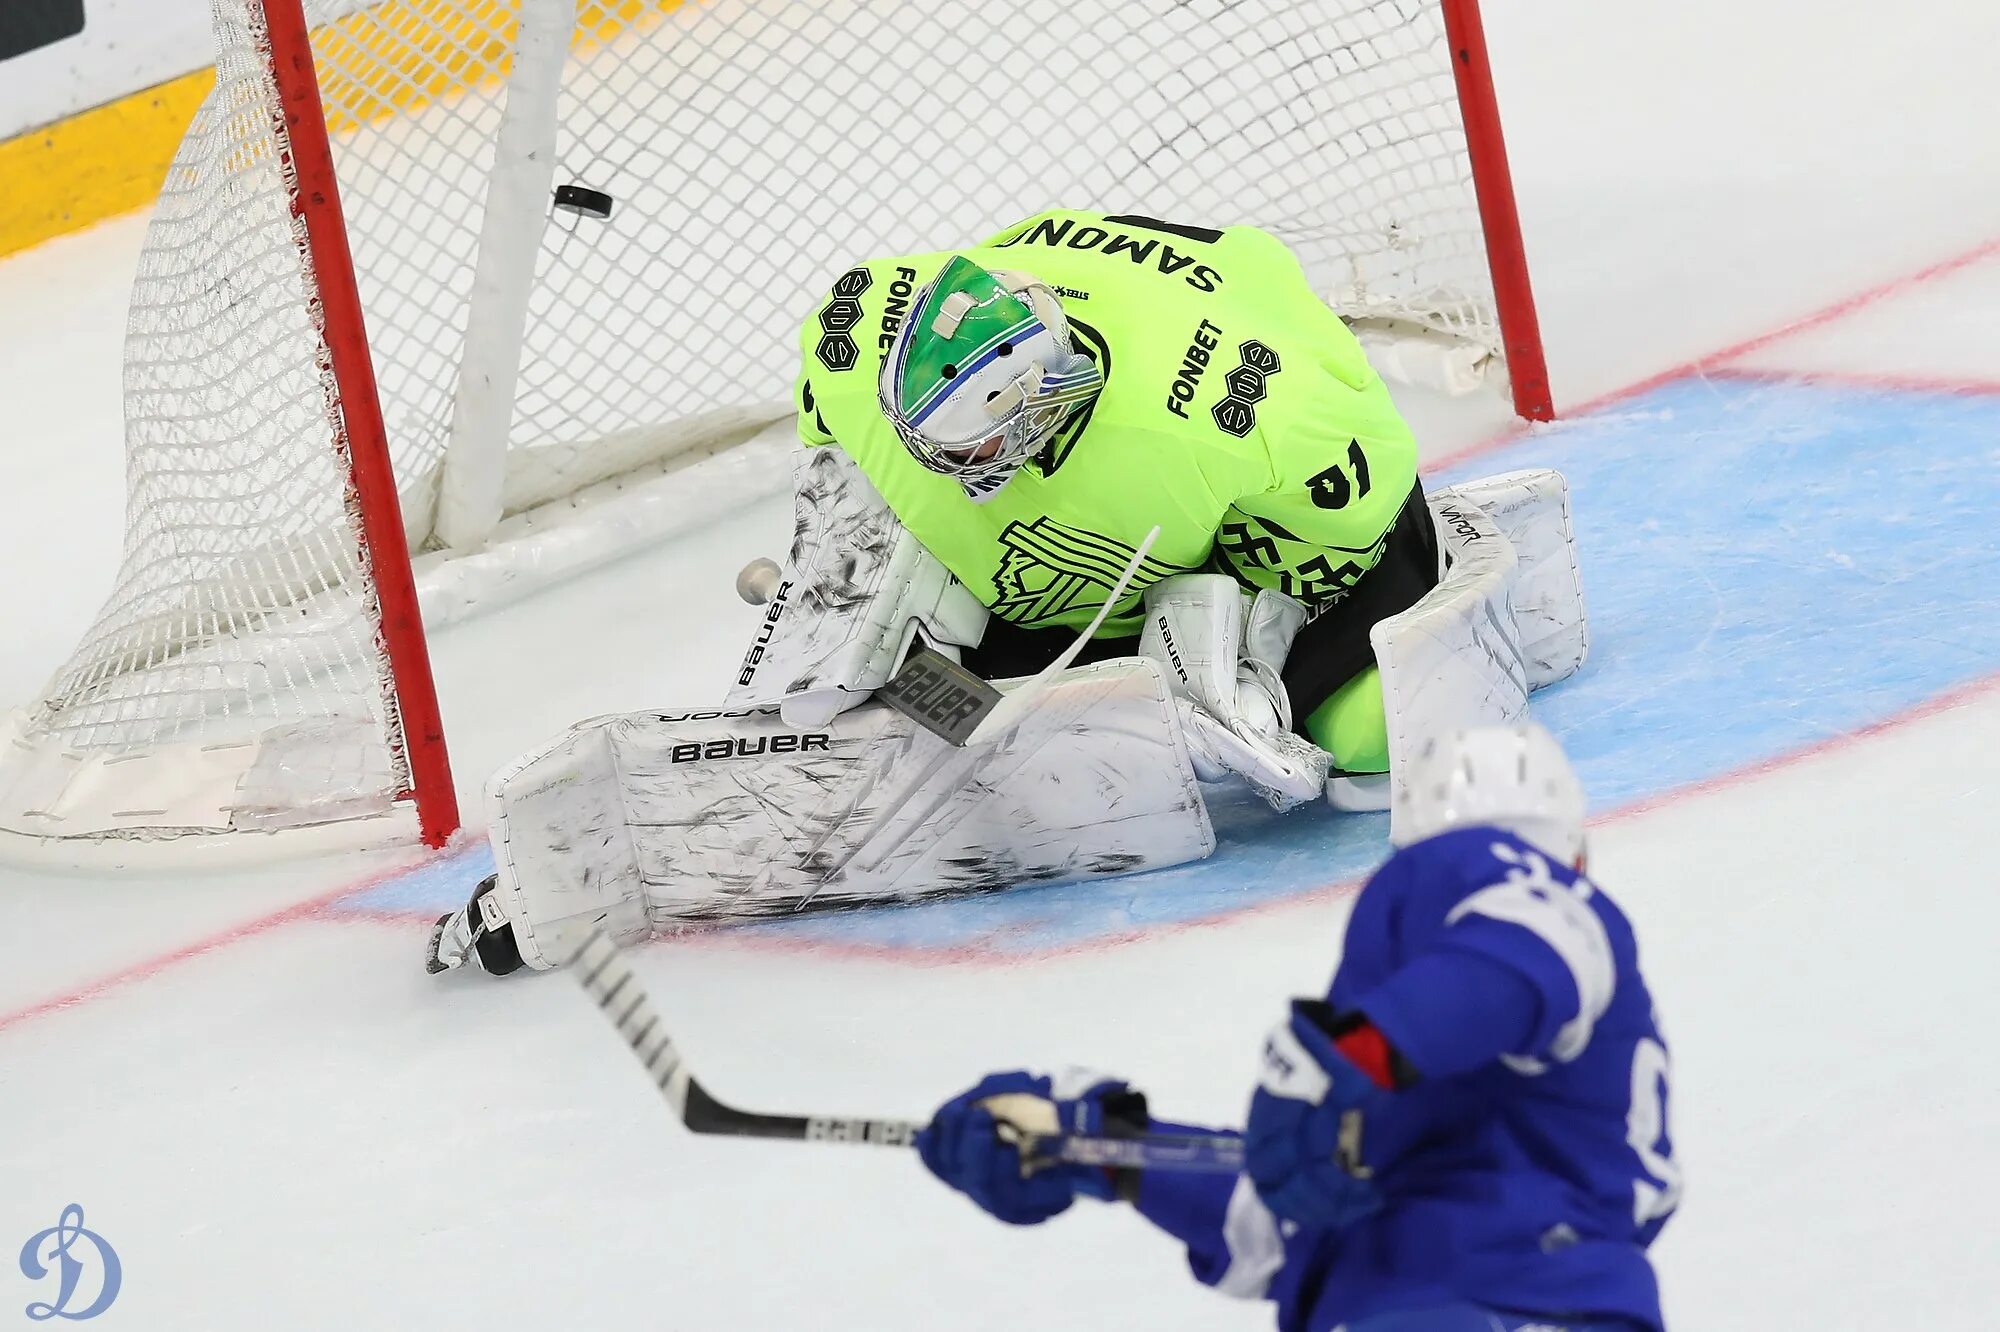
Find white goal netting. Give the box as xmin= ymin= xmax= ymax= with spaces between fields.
xmin=0 ymin=0 xmax=1509 ymax=845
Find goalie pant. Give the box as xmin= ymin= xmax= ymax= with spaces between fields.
xmin=1116 ymin=829 xmax=1677 ymax=1332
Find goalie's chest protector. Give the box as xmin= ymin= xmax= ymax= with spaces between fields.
xmin=796 ymin=210 xmax=1381 ymax=634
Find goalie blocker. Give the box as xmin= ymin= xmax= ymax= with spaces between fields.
xmin=428 ymin=456 xmax=1584 ymax=974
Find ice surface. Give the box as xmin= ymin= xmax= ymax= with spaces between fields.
xmin=4 ymin=0 xmax=2000 ymax=1327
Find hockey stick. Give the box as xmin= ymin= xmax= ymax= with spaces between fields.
xmin=833 ymin=523 xmax=1165 ymax=882
xmin=571 ymin=927 xmax=1245 ymax=1175
xmin=963 ymin=523 xmax=1161 ymax=746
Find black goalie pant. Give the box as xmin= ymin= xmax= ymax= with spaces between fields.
xmin=961 ymin=479 xmax=1440 ymax=733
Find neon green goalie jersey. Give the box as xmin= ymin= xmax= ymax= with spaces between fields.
xmin=795 ymin=209 xmax=1419 ymax=635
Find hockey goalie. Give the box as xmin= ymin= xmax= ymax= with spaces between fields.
xmin=427 ymin=209 xmax=1587 ymax=977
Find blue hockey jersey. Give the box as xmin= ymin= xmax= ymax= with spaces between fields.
xmin=1135 ymin=827 xmax=1680 ymax=1331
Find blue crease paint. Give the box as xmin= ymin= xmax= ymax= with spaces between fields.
xmin=340 ymin=377 xmax=2000 ymax=955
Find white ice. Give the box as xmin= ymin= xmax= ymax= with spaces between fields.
xmin=5 ymin=0 xmax=2000 ymax=1328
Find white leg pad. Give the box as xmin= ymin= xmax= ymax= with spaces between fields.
xmin=482 ymin=720 xmax=652 ymax=971
xmin=1431 ymin=468 xmax=1588 ymax=688
xmin=485 ymin=659 xmax=1214 ymax=964
xmin=1371 ymin=491 xmax=1531 ymax=842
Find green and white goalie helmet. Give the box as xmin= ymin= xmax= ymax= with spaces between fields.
xmin=878 ymin=255 xmax=1103 ymax=502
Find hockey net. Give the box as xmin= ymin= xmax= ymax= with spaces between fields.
xmin=0 ymin=0 xmax=1546 ymax=852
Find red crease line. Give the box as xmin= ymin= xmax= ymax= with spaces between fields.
xmin=1700 ymin=365 xmax=2000 ymax=398
xmin=0 ymin=846 xmax=455 ymax=1035
xmin=1421 ymin=230 xmax=2000 ymax=475
xmin=5 ymin=670 xmax=1995 ymax=1009
xmin=7 ymin=236 xmax=2000 ymax=1023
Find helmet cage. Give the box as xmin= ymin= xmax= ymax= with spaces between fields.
xmin=878 ymin=259 xmax=1102 ymax=498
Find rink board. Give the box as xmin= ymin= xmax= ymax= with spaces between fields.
xmin=340 ymin=374 xmax=2000 ymax=954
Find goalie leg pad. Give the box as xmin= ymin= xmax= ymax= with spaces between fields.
xmin=476 ymin=717 xmax=655 ymax=970
xmin=479 ymin=659 xmax=1214 ymax=957
xmin=1369 ymin=490 xmax=1531 ymax=837
xmin=1430 ymin=468 xmax=1587 ymax=688
xmin=1361 ymin=474 xmax=1590 ymax=832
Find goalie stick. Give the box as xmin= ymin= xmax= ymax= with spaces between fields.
xmin=835 ymin=524 xmax=1164 ymax=879
xmin=740 ymin=523 xmax=1166 ymax=909
xmin=571 ymin=927 xmax=1245 ymax=1176
xmin=967 ymin=523 xmax=1162 ymax=748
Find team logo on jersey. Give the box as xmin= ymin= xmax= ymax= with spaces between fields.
xmin=814 ymin=268 xmax=872 ymax=371
xmin=1211 ymin=340 xmax=1280 ymax=438
xmin=991 ymin=517 xmax=1179 ymax=627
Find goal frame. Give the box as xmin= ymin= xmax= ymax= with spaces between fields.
xmin=256 ymin=0 xmax=1550 ymax=850
xmin=264 ymin=0 xmax=459 ymax=849
xmin=1440 ymin=0 xmax=1552 ymax=422
xmin=1 ymin=0 xmax=1554 ymax=862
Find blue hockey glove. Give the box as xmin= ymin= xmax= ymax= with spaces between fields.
xmin=916 ymin=1070 xmax=1147 ymax=1225
xmin=1245 ymin=999 xmax=1405 ymax=1229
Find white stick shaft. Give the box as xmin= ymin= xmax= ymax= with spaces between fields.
xmin=571 ymin=930 xmax=691 ymax=1114
xmin=842 ymin=525 xmax=1162 ymax=875
xmin=966 ymin=524 xmax=1160 ymax=746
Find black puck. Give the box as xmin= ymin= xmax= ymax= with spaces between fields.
xmin=553 ymin=184 xmax=614 ymax=220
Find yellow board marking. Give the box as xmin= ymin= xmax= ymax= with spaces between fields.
xmin=0 ymin=0 xmax=682 ymax=261
xmin=0 ymin=69 xmax=215 ymax=259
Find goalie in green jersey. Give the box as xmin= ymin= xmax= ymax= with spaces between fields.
xmin=422 ymin=210 xmax=1594 ymax=973
xmin=788 ymin=208 xmax=1445 ymax=806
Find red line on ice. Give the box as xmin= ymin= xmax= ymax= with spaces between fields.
xmin=0 ymin=852 xmax=443 ymax=1036
xmin=1423 ymin=230 xmax=2000 ymax=475
xmin=7 ymin=632 xmax=1996 ymax=1019
xmin=7 ymin=236 xmax=2000 ymax=1027
xmin=1700 ymin=364 xmax=2000 ymax=398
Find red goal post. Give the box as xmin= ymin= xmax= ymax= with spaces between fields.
xmin=1442 ymin=0 xmax=1552 ymax=422
xmin=265 ymin=0 xmax=459 ymax=850
xmin=0 ymin=0 xmax=1551 ymax=858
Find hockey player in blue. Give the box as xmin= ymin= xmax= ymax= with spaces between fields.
xmin=917 ymin=723 xmax=1680 ymax=1331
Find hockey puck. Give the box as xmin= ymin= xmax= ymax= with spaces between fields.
xmin=736 ymin=558 xmax=782 ymax=605
xmin=553 ymin=184 xmax=614 ymax=220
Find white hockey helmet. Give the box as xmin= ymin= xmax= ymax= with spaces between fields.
xmin=1392 ymin=721 xmax=1588 ymax=864
xmin=878 ymin=255 xmax=1102 ymax=502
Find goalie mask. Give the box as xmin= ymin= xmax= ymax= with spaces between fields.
xmin=878 ymin=255 xmax=1103 ymax=502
